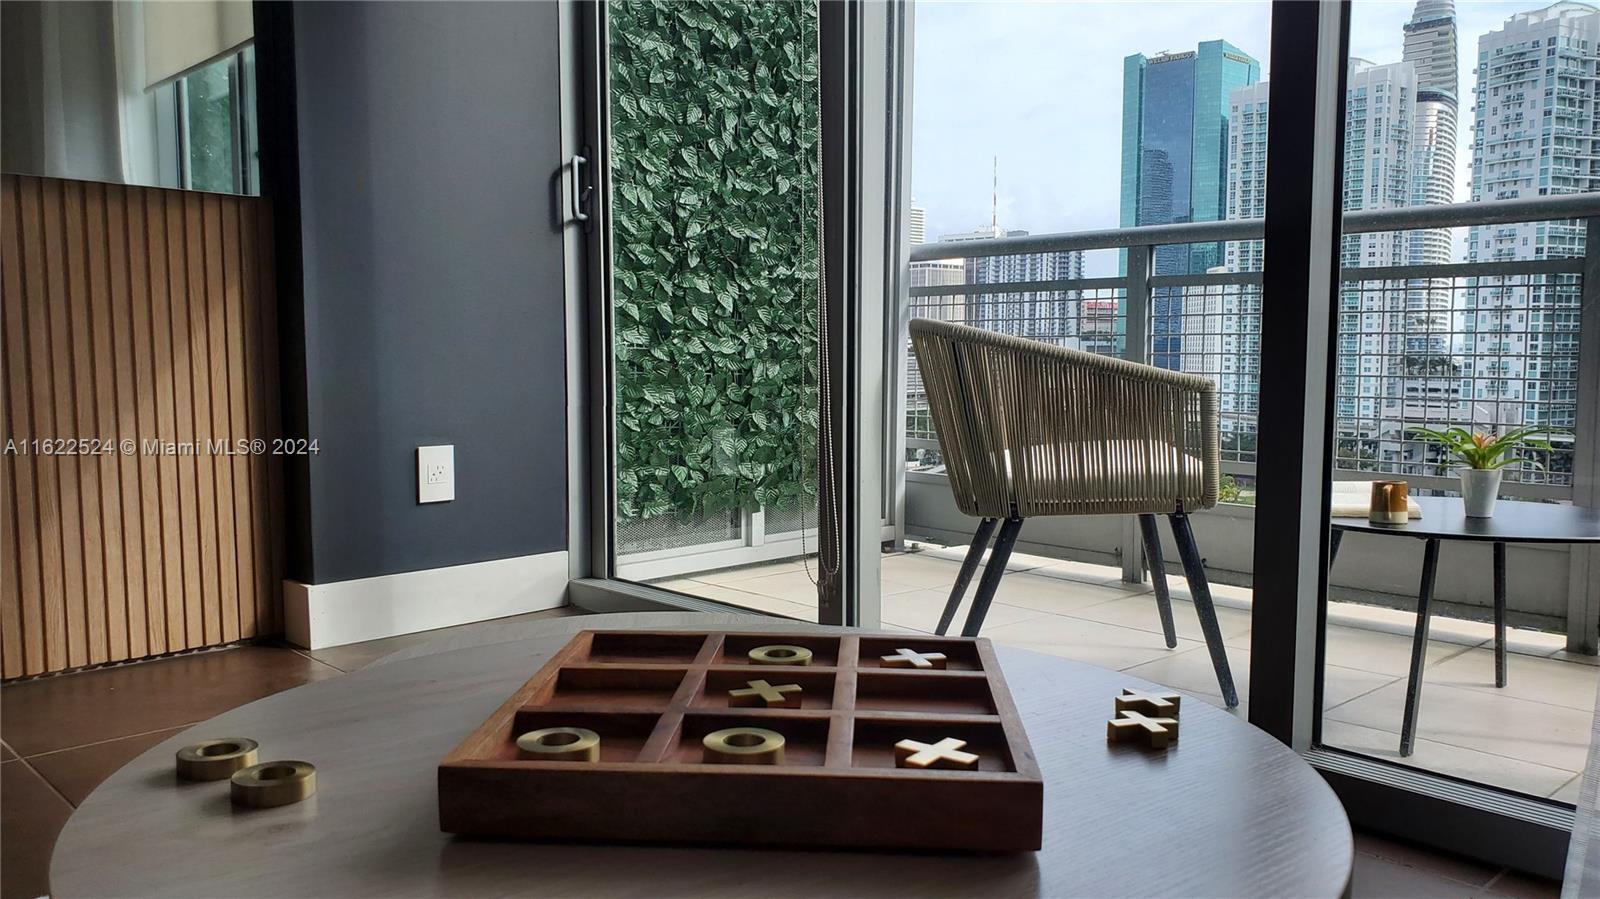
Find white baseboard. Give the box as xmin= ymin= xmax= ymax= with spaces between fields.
xmin=283 ymin=551 xmax=570 ymax=650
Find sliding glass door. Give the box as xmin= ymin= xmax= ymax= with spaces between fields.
xmin=593 ymin=1 xmax=827 ymax=620
xmin=1315 ymin=0 xmax=1600 ymax=823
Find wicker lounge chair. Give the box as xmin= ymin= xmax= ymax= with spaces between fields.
xmin=910 ymin=318 xmax=1238 ymax=707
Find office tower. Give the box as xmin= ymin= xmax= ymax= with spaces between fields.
xmin=938 ymin=226 xmax=1084 ymax=344
xmin=909 ymin=202 xmax=926 ymax=246
xmin=1403 ymin=0 xmax=1459 ymax=357
xmin=1121 ymin=40 xmax=1261 ymax=369
xmin=1466 ymin=2 xmax=1600 ymax=431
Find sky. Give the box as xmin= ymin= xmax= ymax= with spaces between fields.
xmin=911 ymin=0 xmax=1549 ymax=274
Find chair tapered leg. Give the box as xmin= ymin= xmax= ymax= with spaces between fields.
xmin=1169 ymin=511 xmax=1238 ymax=708
xmin=1139 ymin=514 xmax=1178 ymax=649
xmin=961 ymin=517 xmax=1023 ymax=638
xmin=936 ymin=518 xmax=998 ymax=636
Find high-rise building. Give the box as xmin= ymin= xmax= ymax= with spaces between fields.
xmin=1403 ymin=0 xmax=1459 ymax=358
xmin=1180 ymin=267 xmax=1259 ymax=437
xmin=907 ymin=259 xmax=965 ymax=322
xmin=938 ymin=226 xmax=1084 ymax=344
xmin=908 ymin=202 xmax=926 ymax=246
xmin=1120 ymin=40 xmax=1261 ymax=369
xmin=1219 ymin=61 xmax=1439 ymax=446
xmin=1465 ymin=2 xmax=1600 ymax=431
xmin=905 ymin=257 xmax=967 ymax=424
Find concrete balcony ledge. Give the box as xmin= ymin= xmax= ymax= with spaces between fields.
xmin=905 ymin=473 xmax=1581 ymax=635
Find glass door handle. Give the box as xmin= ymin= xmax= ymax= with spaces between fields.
xmin=569 ymin=154 xmax=592 ymax=225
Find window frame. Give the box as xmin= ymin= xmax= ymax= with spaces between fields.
xmin=560 ymin=0 xmax=1588 ymax=876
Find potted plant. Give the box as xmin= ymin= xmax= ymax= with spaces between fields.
xmin=1407 ymin=426 xmax=1555 ymax=518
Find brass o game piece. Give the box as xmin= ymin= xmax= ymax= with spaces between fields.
xmin=747 ymin=644 xmax=812 ymax=666
xmin=1115 ymin=688 xmax=1182 ymax=718
xmin=702 ymin=727 xmax=786 ymax=765
xmin=728 ymin=679 xmax=803 ymax=708
xmin=880 ymin=647 xmax=948 ymax=669
xmin=516 ymin=727 xmax=601 ymax=762
xmin=175 ymin=738 xmax=259 ymax=781
xmin=230 ymin=760 xmax=317 ymax=808
xmin=1107 ymin=710 xmax=1180 ymax=749
xmin=895 ymin=737 xmax=979 ymax=770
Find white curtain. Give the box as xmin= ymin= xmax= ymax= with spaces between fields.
xmin=0 ymin=0 xmax=125 ymax=184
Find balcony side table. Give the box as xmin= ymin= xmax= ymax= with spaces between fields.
xmin=1330 ymin=495 xmax=1600 ymax=756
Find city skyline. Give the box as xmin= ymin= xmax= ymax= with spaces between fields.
xmin=913 ymin=0 xmax=1554 ymax=276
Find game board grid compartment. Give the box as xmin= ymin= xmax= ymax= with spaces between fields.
xmin=438 ymin=630 xmax=1044 ymax=851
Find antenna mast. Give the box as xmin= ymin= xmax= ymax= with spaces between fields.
xmin=991 ymin=156 xmax=998 ymax=234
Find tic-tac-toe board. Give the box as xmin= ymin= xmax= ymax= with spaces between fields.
xmin=437 ymin=629 xmax=1043 ymax=852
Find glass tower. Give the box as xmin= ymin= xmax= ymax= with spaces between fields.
xmin=1120 ymin=40 xmax=1260 ymax=369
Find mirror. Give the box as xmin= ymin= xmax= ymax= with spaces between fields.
xmin=0 ymin=0 xmax=259 ymax=195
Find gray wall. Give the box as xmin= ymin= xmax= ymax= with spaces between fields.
xmin=289 ymin=1 xmax=567 ymax=584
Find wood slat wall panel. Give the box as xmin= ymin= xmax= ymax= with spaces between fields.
xmin=0 ymin=175 xmax=281 ymax=678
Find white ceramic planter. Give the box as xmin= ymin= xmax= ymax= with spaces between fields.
xmin=1459 ymin=468 xmax=1503 ymax=518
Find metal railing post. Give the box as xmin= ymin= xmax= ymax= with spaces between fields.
xmin=1568 ymin=217 xmax=1600 ymax=654
xmin=1121 ymin=244 xmax=1155 ymax=584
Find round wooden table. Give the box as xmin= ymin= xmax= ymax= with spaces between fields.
xmin=50 ymin=612 xmax=1352 ymax=898
xmin=1331 ymin=496 xmax=1600 ymax=756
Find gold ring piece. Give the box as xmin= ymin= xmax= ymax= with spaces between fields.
xmin=230 ymin=760 xmax=317 ymax=808
xmin=702 ymin=727 xmax=786 ymax=765
xmin=515 ymin=727 xmax=601 ymax=762
xmin=175 ymin=738 xmax=260 ymax=781
xmin=746 ymin=644 xmax=813 ymax=666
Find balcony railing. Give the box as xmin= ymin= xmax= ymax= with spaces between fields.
xmin=904 ymin=192 xmax=1600 ymax=504
xmin=898 ymin=192 xmax=1600 ymax=648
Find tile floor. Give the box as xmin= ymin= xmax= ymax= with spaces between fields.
xmin=652 ymin=544 xmax=1600 ymax=804
xmin=0 ymin=593 xmax=1570 ymax=898
xmin=0 ymin=607 xmax=581 ymax=899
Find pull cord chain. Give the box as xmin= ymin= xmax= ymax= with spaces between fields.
xmin=802 ymin=6 xmax=842 ymax=590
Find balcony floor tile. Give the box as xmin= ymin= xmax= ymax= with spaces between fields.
xmin=1321 ymin=719 xmax=1578 ymax=799
xmin=656 ymin=579 xmax=816 ymax=619
xmin=690 ymin=559 xmax=813 ymax=586
xmin=1550 ymin=774 xmax=1583 ymax=804
xmin=1066 ymin=593 xmax=1252 ymax=645
xmin=975 ymin=572 xmax=1146 ymax=616
xmin=1323 ymin=679 xmax=1593 ymax=772
xmin=1324 ymin=623 xmax=1482 ymax=678
xmin=1425 ymin=647 xmax=1600 ymax=712
xmin=875 ymin=554 xmax=970 ymax=588
xmin=980 ymin=613 xmax=1203 ymax=671
xmin=1025 ymin=559 xmax=1154 ymax=592
xmin=877 ymin=588 xmax=1042 ymax=634
xmin=1121 ymin=643 xmax=1250 ymax=705
xmin=732 ymin=568 xmax=923 ymax=605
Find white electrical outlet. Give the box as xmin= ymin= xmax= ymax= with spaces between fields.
xmin=417 ymin=445 xmax=455 ymax=503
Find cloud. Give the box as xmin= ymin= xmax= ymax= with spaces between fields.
xmin=913 ymin=0 xmax=1543 ymax=275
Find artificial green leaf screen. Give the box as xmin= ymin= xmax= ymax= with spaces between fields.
xmin=609 ymin=0 xmax=820 ymax=525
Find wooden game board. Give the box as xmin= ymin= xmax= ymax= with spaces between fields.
xmin=437 ymin=629 xmax=1043 ymax=852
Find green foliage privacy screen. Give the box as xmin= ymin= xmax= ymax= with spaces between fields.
xmin=609 ymin=0 xmax=820 ymax=522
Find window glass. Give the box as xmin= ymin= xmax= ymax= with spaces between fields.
xmin=183 ymin=56 xmax=239 ymax=194
xmin=610 ymin=1 xmax=825 ymax=618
